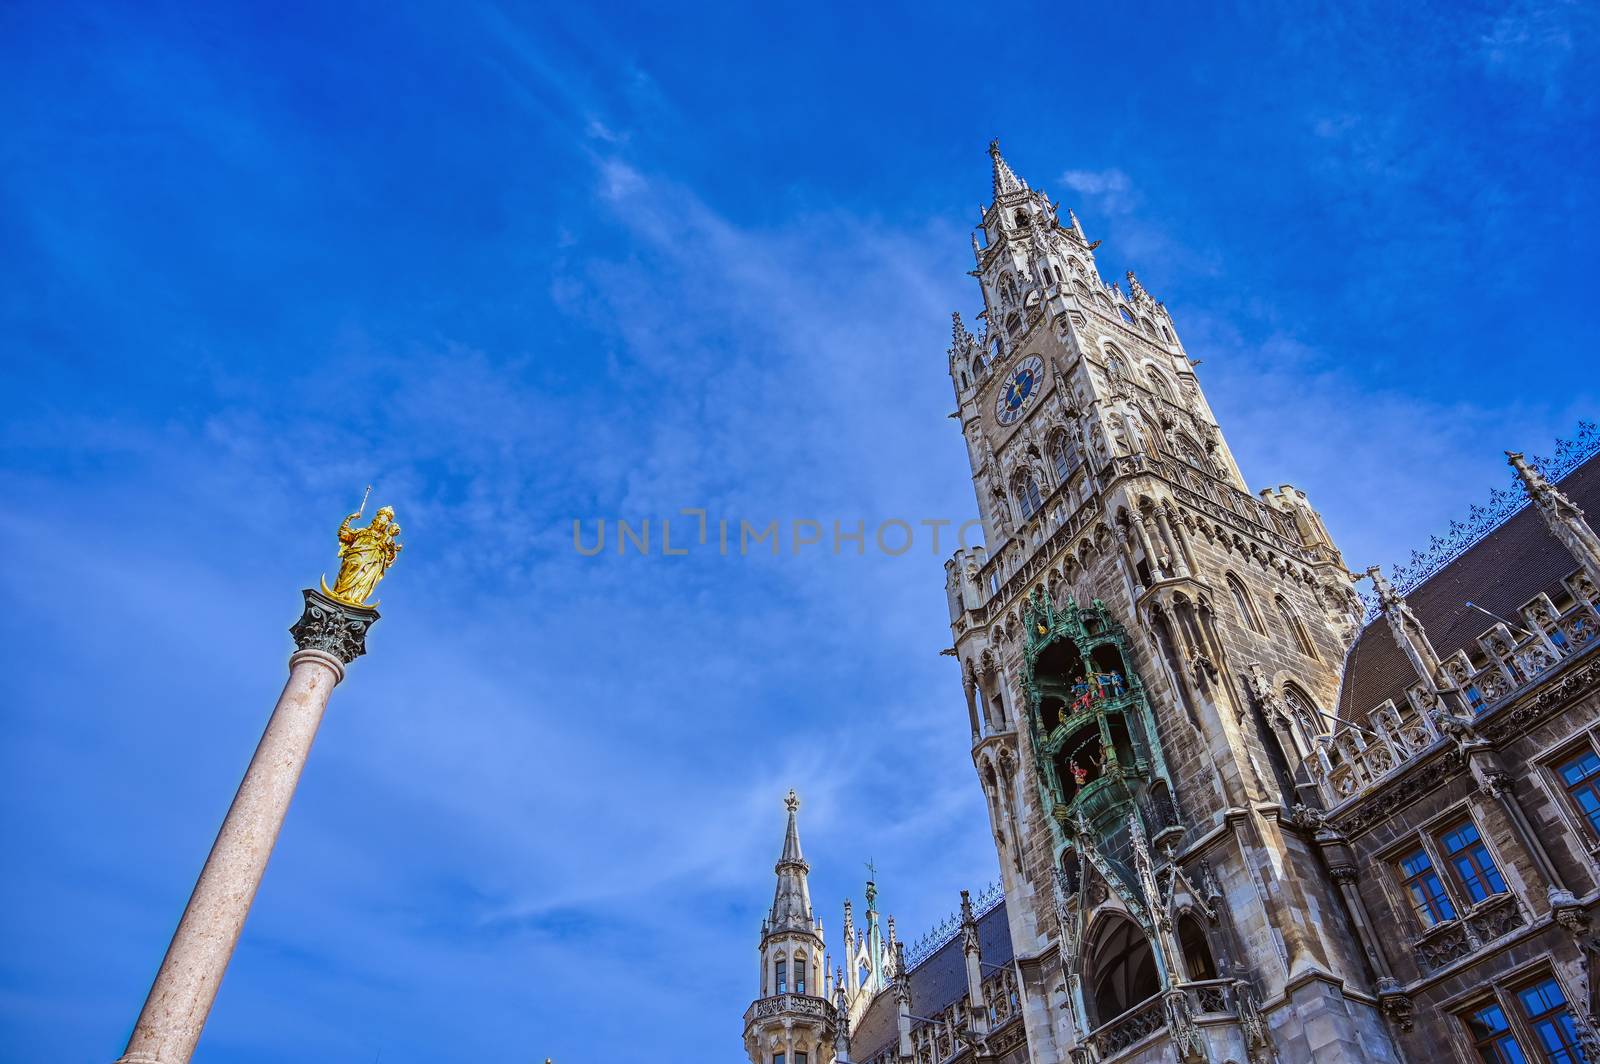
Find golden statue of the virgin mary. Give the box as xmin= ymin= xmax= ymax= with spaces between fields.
xmin=322 ymin=504 xmax=403 ymax=607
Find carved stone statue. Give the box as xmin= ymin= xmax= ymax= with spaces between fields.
xmin=323 ymin=504 xmax=403 ymax=607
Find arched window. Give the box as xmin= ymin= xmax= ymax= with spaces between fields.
xmin=1227 ymin=573 xmax=1265 ymax=635
xmin=1087 ymin=916 xmax=1160 ymax=1025
xmin=973 ymin=354 xmax=987 ymax=376
xmin=1140 ymin=316 xmax=1158 ymax=338
xmin=1161 ymin=324 xmax=1173 ymax=341
xmin=1277 ymin=596 xmax=1319 ymax=660
xmin=1147 ymin=368 xmax=1173 ymax=403
xmin=1119 ymin=305 xmax=1136 ymax=325
xmin=1006 ymin=312 xmax=1023 ymax=336
xmin=1014 ymin=209 xmax=1029 ymax=228
xmin=1016 ymin=475 xmax=1044 ymax=521
xmin=1282 ymin=684 xmax=1322 ymax=753
xmin=1176 ymin=434 xmax=1211 ymax=473
xmin=1051 ymin=431 xmax=1080 ymax=484
xmin=1104 ymin=344 xmax=1127 ymax=379
xmin=1178 ymin=915 xmax=1218 ymax=980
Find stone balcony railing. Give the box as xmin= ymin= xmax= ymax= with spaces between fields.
xmin=1411 ymin=892 xmax=1527 ymax=976
xmin=1085 ymin=980 xmax=1259 ymax=1063
xmin=1088 ymin=993 xmax=1168 ymax=1058
xmin=741 ymin=991 xmax=837 ymax=1030
xmin=1318 ymin=578 xmax=1600 ymax=806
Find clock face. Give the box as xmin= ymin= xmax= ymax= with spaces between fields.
xmin=995 ymin=354 xmax=1045 ymax=426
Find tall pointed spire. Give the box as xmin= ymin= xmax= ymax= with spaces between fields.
xmin=769 ymin=789 xmax=814 ymax=932
xmin=989 ymin=139 xmax=1027 ymax=198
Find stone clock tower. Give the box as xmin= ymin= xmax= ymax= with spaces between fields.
xmin=942 ymin=143 xmax=1398 ymax=1063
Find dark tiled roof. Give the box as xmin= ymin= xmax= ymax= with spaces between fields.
xmin=1337 ymin=454 xmax=1600 ymax=723
xmin=851 ymin=900 xmax=1015 ymax=1060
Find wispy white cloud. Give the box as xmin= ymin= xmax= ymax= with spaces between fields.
xmin=1059 ymin=167 xmax=1137 ymax=215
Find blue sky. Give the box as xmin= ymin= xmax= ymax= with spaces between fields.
xmin=2 ymin=2 xmax=1596 ymax=1061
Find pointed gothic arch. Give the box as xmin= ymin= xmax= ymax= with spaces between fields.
xmin=1276 ymin=595 xmax=1319 ymax=660
xmin=1084 ymin=914 xmax=1160 ymax=1027
xmin=1146 ymin=366 xmax=1174 ymax=403
xmin=1282 ymin=682 xmax=1323 ymax=753
xmin=1013 ymin=470 xmax=1044 ymax=522
xmin=1049 ymin=426 xmax=1081 ymax=486
xmin=1177 ymin=912 xmax=1218 ymax=980
xmin=1226 ymin=572 xmax=1265 ymax=634
xmin=1172 ymin=432 xmax=1211 ymax=474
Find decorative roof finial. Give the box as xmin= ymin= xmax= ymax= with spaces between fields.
xmin=1364 ymin=565 xmax=1403 ymax=609
xmin=784 ymin=788 xmax=799 ymax=813
xmin=1509 ymin=449 xmax=1600 ymax=593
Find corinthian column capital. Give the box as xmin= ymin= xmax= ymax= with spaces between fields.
xmin=289 ymin=588 xmax=380 ymax=665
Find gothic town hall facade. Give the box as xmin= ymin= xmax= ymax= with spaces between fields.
xmin=741 ymin=143 xmax=1600 ymax=1064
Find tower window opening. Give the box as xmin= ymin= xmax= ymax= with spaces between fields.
xmin=1178 ymin=915 xmax=1218 ymax=980
xmin=1052 ymin=432 xmax=1080 ymax=484
xmin=1119 ymin=306 xmax=1135 ymax=325
xmin=1015 ymin=209 xmax=1029 ymax=227
xmin=1016 ymin=476 xmax=1044 ymax=521
xmin=1162 ymin=324 xmax=1173 ymax=341
xmin=1055 ymin=724 xmax=1104 ymax=802
xmin=1177 ymin=435 xmax=1211 ymax=473
xmin=773 ymin=1054 xmax=786 ymax=1064
xmin=1282 ymin=684 xmax=1323 ymax=746
xmin=775 ymin=958 xmax=787 ymax=994
xmin=794 ymin=951 xmax=807 ymax=993
xmin=1276 ymin=596 xmax=1319 ymax=660
xmin=1087 ymin=916 xmax=1160 ymax=1027
xmin=1147 ymin=369 xmax=1173 ymax=403
xmin=1107 ymin=714 xmax=1136 ymax=768
xmin=1090 ymin=644 xmax=1127 ymax=681
xmin=1227 ymin=573 xmax=1265 ymax=635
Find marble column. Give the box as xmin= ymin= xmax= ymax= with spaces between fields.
xmin=115 ymin=588 xmax=378 ymax=1064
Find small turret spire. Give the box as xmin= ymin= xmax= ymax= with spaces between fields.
xmin=989 ymin=139 xmax=1027 ymax=198
xmin=1365 ymin=566 xmax=1444 ymax=687
xmin=1509 ymin=451 xmax=1600 ymax=593
xmin=769 ymin=790 xmax=814 ymax=933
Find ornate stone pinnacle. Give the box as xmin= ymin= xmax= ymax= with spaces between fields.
xmin=784 ymin=788 xmax=800 ymax=813
xmin=289 ymin=587 xmax=379 ymax=665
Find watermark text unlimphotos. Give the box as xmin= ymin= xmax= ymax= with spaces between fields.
xmin=572 ymin=511 xmax=983 ymax=557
